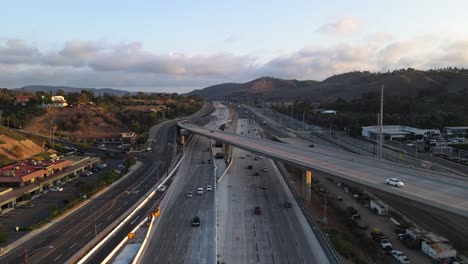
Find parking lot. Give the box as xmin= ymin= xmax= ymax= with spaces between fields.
xmin=0 ymin=157 xmax=122 ymax=243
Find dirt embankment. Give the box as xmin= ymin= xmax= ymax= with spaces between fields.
xmin=23 ymin=106 xmax=127 ymax=139
xmin=0 ymin=127 xmax=45 ymax=164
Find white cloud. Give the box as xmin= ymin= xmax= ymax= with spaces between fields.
xmin=316 ymin=17 xmax=362 ymax=35
xmin=1 ymin=34 xmax=468 ymax=92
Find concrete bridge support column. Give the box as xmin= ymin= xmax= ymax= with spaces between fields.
xmin=179 ymin=135 xmax=185 ymax=145
xmin=303 ymin=169 xmax=312 ymax=200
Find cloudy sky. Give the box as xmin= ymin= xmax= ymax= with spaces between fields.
xmin=2 ymin=0 xmax=468 ymax=93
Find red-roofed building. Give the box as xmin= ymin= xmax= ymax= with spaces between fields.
xmin=0 ymin=159 xmax=73 ymax=188
xmin=15 ymin=95 xmax=33 ymax=106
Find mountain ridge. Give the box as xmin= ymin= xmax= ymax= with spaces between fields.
xmin=189 ymin=69 xmax=468 ymax=102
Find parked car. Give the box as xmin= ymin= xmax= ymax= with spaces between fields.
xmin=206 ymin=185 xmax=212 ymax=191
xmin=192 ymin=216 xmax=200 ymax=226
xmin=262 ymin=168 xmax=267 ymax=172
xmin=145 ymin=147 xmax=152 ymax=151
xmin=254 ymin=172 xmax=260 ymax=176
xmin=284 ymin=201 xmax=292 ymax=208
xmin=391 ymin=250 xmax=410 ymax=264
xmin=186 ymin=191 xmax=193 ymax=198
xmin=197 ymin=187 xmax=204 ymax=195
xmin=261 ymin=184 xmax=267 ymax=189
xmin=386 ymin=178 xmax=405 ymax=187
xmin=50 ymin=186 xmax=63 ymax=192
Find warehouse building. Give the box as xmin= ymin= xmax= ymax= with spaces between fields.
xmin=361 ymin=125 xmax=440 ymax=141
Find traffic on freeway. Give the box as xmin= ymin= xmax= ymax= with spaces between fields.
xmin=180 ymin=123 xmax=468 ymax=219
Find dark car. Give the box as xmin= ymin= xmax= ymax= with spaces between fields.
xmin=247 ymin=165 xmax=253 ymax=170
xmin=284 ymin=201 xmax=292 ymax=208
xmin=192 ymin=216 xmax=200 ymax=227
xmin=254 ymin=206 xmax=262 ymax=215
xmin=309 ymin=144 xmax=315 ymax=148
xmin=254 ymin=172 xmax=259 ymax=176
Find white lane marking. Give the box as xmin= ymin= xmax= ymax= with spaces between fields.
xmin=85 ymin=232 xmax=91 ymax=237
xmin=106 ymin=213 xmax=114 ymax=220
xmin=124 ymin=201 xmax=129 ymax=205
xmin=69 ymin=242 xmax=77 ymax=249
xmin=130 ymin=216 xmax=140 ymax=225
xmin=53 ymin=254 xmax=62 ymax=262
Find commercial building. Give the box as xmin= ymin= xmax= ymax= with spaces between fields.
xmin=444 ymin=127 xmax=468 ymax=136
xmin=0 ymin=158 xmax=73 ymax=188
xmin=121 ymin=132 xmax=137 ymax=146
xmin=0 ymin=156 xmax=100 ymax=214
xmin=361 ymin=125 xmax=440 ymax=141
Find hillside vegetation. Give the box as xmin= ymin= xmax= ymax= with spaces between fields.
xmin=190 ymin=68 xmax=468 ymax=103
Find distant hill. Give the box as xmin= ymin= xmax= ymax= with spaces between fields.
xmin=189 ymin=69 xmax=468 ymax=102
xmin=13 ymin=85 xmax=134 ymax=96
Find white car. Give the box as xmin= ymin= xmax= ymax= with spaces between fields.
xmin=262 ymin=168 xmax=268 ymax=172
xmin=386 ymin=178 xmax=405 ymax=187
xmin=186 ymin=191 xmax=193 ymax=198
xmin=391 ymin=250 xmax=410 ymax=264
xmin=158 ymin=185 xmax=167 ymax=192
xmin=197 ymin=187 xmax=204 ymax=194
xmin=50 ymin=186 xmax=63 ymax=192
xmin=206 ymin=185 xmax=212 ymax=191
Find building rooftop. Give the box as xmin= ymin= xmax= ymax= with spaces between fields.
xmin=0 ymin=159 xmax=72 ymax=183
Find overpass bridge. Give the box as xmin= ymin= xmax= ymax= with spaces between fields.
xmin=179 ymin=122 xmax=468 ymax=219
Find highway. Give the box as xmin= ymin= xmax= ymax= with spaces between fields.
xmin=180 ymin=123 xmax=468 ymax=219
xmin=0 ymin=121 xmax=177 ymax=264
xmin=138 ymin=125 xmax=218 ymax=263
xmin=217 ymin=117 xmax=329 ymax=263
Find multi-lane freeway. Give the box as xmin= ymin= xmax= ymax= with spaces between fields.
xmin=180 ymin=123 xmax=468 ymax=219
xmin=137 ymin=107 xmax=223 ymax=263
xmin=217 ymin=117 xmax=329 ymax=263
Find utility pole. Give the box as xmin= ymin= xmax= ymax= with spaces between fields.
xmin=290 ymin=103 xmax=293 ymax=128
xmin=376 ymin=113 xmax=380 ymax=158
xmin=379 ymin=85 xmax=384 ymax=159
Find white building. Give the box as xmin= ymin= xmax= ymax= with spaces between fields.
xmin=444 ymin=127 xmax=468 ymax=136
xmin=361 ymin=125 xmax=440 ymax=141
xmin=49 ymin=96 xmax=68 ymax=107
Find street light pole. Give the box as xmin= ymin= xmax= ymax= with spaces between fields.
xmin=319 ymin=192 xmax=327 ymax=225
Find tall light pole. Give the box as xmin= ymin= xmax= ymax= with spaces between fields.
xmin=379 ymin=85 xmax=384 ymax=160
xmin=319 ymin=192 xmax=328 ymax=225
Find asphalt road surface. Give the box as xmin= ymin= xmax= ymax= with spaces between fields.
xmin=138 ymin=134 xmax=216 ymax=264
xmin=138 ymin=102 xmax=228 ymax=264
xmin=217 ymin=118 xmax=329 ymax=263
xmin=0 ymin=121 xmax=177 ymax=264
